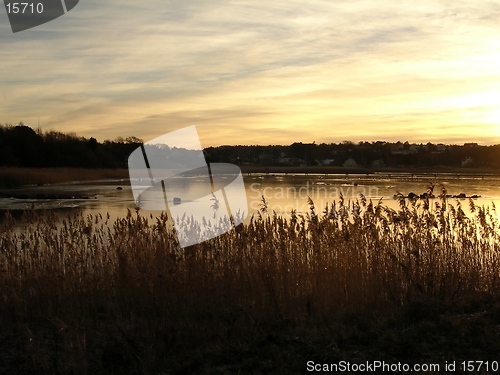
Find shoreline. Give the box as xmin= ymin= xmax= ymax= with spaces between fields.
xmin=239 ymin=165 xmax=500 ymax=176
xmin=1 ymin=165 xmax=500 ymax=189
xmin=0 ymin=167 xmax=129 ymax=188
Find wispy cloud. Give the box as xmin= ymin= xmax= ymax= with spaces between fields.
xmin=1 ymin=0 xmax=500 ymax=145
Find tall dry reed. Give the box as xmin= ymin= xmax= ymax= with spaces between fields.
xmin=0 ymin=193 xmax=499 ymax=372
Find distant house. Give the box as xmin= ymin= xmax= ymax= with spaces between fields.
xmin=371 ymin=159 xmax=386 ymax=168
xmin=343 ymin=158 xmax=357 ymax=168
xmin=436 ymin=144 xmax=447 ymax=153
xmin=462 ymin=157 xmax=473 ymax=167
xmin=278 ymin=157 xmax=293 ymax=164
xmin=392 ymin=145 xmax=418 ymax=155
xmin=320 ymin=158 xmax=334 ymax=166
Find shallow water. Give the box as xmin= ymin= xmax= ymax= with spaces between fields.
xmin=1 ymin=173 xmax=500 ymax=225
xmin=245 ymin=172 xmax=500 ymax=216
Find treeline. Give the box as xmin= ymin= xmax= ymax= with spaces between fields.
xmin=0 ymin=123 xmax=141 ymax=168
xmin=2 ymin=123 xmax=500 ymax=169
xmin=206 ymin=140 xmax=500 ymax=168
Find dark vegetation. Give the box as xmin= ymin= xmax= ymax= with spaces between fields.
xmin=2 ymin=122 xmax=500 ymax=170
xmin=206 ymin=141 xmax=500 ymax=168
xmin=1 ymin=194 xmax=500 ymax=373
xmin=0 ymin=123 xmax=141 ymax=168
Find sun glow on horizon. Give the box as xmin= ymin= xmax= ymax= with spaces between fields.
xmin=2 ymin=1 xmax=500 ymax=145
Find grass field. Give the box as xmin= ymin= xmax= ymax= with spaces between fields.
xmin=1 ymin=192 xmax=500 ymax=373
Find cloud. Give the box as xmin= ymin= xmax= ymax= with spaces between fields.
xmin=1 ymin=0 xmax=500 ymax=145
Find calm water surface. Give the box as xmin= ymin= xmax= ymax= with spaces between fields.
xmin=1 ymin=173 xmax=500 ymax=225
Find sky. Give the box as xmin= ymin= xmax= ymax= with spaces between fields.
xmin=1 ymin=0 xmax=500 ymax=146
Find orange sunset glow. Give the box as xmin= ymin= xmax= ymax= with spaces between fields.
xmin=1 ymin=1 xmax=500 ymax=146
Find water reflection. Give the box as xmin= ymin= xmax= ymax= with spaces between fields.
xmin=1 ymin=173 xmax=500 ymax=225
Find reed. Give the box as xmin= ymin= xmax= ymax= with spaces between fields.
xmin=1 ymin=193 xmax=499 ymax=373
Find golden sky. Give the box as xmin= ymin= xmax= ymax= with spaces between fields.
xmin=1 ymin=0 xmax=500 ymax=146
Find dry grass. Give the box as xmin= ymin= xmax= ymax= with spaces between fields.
xmin=1 ymin=191 xmax=500 ymax=373
xmin=0 ymin=167 xmax=129 ymax=187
